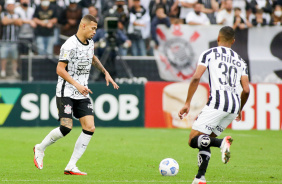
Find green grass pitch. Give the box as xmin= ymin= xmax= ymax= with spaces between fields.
xmin=0 ymin=127 xmax=281 ymax=183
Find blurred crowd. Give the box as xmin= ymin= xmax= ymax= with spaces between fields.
xmin=0 ymin=0 xmax=281 ymax=78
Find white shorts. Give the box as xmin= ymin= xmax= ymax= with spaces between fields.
xmin=192 ymin=105 xmax=237 ymax=136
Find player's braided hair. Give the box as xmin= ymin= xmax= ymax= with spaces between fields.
xmin=219 ymin=26 xmax=235 ymax=42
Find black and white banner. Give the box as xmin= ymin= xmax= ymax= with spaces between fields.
xmin=154 ymin=25 xmax=282 ymax=83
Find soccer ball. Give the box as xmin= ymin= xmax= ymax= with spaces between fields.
xmin=159 ymin=158 xmax=179 ymax=176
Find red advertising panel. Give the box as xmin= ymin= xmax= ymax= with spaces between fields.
xmin=231 ymin=83 xmax=282 ymax=130
xmin=145 ymin=82 xmax=173 ymax=128
xmin=145 ymin=82 xmax=209 ymax=128
xmin=145 ymin=82 xmax=282 ymax=130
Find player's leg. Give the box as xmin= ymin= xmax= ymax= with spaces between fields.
xmin=190 ymin=107 xmax=227 ymax=183
xmin=64 ymin=98 xmax=94 ymax=175
xmin=64 ymin=115 xmax=94 ymax=175
xmin=189 ymin=129 xmax=211 ymax=184
xmin=33 ymin=97 xmax=73 ymax=170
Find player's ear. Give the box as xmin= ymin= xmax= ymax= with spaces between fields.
xmin=217 ymin=36 xmax=220 ymax=44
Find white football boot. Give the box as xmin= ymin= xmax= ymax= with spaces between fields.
xmin=192 ymin=176 xmax=207 ymax=184
xmin=220 ymin=136 xmax=233 ymax=164
xmin=64 ymin=165 xmax=87 ymax=175
xmin=33 ymin=144 xmax=44 ymax=169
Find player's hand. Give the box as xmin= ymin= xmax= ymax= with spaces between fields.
xmin=75 ymin=83 xmax=93 ymax=96
xmin=105 ymin=72 xmax=119 ymax=90
xmin=178 ymin=104 xmax=190 ymax=120
xmin=235 ymin=110 xmax=242 ymax=121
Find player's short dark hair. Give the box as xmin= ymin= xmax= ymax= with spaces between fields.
xmin=82 ymin=14 xmax=97 ymax=23
xmin=219 ymin=26 xmax=235 ymax=42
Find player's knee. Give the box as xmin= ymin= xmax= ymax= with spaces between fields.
xmin=189 ymin=135 xmax=211 ymax=149
xmin=199 ymin=135 xmax=211 ymax=148
xmin=89 ymin=126 xmax=95 ymax=132
xmin=83 ymin=124 xmax=95 ymax=133
xmin=60 ymin=125 xmax=72 ymax=136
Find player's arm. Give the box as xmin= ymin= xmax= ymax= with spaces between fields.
xmin=178 ymin=65 xmax=206 ymax=119
xmin=92 ymin=55 xmax=119 ymax=89
xmin=235 ymin=75 xmax=250 ymax=121
xmin=56 ymin=61 xmax=92 ymax=96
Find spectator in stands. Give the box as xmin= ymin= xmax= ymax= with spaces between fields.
xmin=232 ymin=7 xmax=252 ymax=29
xmin=273 ymin=4 xmax=282 ymax=25
xmin=33 ymin=0 xmax=58 ymax=55
xmin=127 ymin=0 xmax=150 ymax=56
xmin=216 ymin=0 xmax=234 ymax=26
xmin=151 ymin=4 xmax=171 ymax=49
xmin=199 ymin=0 xmax=219 ymax=24
xmin=232 ymin=0 xmax=247 ymax=18
xmin=178 ymin=0 xmax=198 ymax=23
xmin=247 ymin=0 xmax=273 ymax=22
xmin=105 ymin=0 xmax=129 ymax=29
xmin=92 ymin=22 xmax=131 ymax=79
xmin=59 ymin=0 xmax=82 ymax=37
xmin=88 ymin=5 xmax=104 ymax=29
xmin=170 ymin=0 xmax=181 ymax=19
xmin=248 ymin=0 xmax=273 ymax=14
xmin=0 ymin=0 xmax=22 ymax=78
xmin=101 ymin=0 xmax=116 ymax=15
xmin=79 ymin=0 xmax=102 ymax=16
xmin=251 ymin=8 xmax=269 ymax=26
xmin=186 ymin=2 xmax=211 ymax=25
xmin=15 ymin=0 xmax=36 ymax=55
xmin=149 ymin=0 xmax=174 ymax=20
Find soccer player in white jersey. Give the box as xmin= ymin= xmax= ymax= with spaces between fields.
xmin=178 ymin=26 xmax=250 ymax=184
xmin=33 ymin=14 xmax=119 ymax=175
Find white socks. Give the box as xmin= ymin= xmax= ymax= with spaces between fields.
xmin=38 ymin=127 xmax=63 ymax=151
xmin=66 ymin=131 xmax=93 ymax=168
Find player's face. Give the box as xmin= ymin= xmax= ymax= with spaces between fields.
xmin=85 ymin=21 xmax=97 ymax=39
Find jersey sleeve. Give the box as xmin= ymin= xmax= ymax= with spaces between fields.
xmin=59 ymin=41 xmax=75 ymax=63
xmin=197 ymin=49 xmax=212 ymax=67
xmin=242 ymin=62 xmax=249 ymax=76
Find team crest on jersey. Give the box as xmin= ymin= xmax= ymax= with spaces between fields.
xmin=87 ymin=104 xmax=93 ymax=109
xmin=64 ymin=104 xmax=72 ymax=114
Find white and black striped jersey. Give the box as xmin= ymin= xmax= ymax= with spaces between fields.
xmin=198 ymin=46 xmax=248 ymax=114
xmin=56 ymin=35 xmax=94 ymax=99
xmin=0 ymin=11 xmax=20 ymax=41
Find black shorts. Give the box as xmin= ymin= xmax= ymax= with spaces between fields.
xmin=56 ymin=97 xmax=94 ymax=120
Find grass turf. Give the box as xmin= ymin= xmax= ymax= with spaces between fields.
xmin=0 ymin=127 xmax=281 ymax=183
